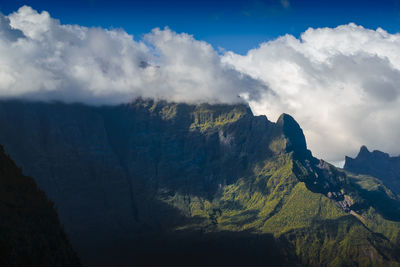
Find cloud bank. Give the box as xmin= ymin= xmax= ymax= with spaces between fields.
xmin=0 ymin=6 xmax=265 ymax=105
xmin=1 ymin=6 xmax=400 ymax=163
xmin=223 ymin=23 xmax=400 ymax=162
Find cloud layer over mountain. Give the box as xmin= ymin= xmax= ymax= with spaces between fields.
xmin=0 ymin=6 xmax=266 ymax=105
xmin=1 ymin=6 xmax=400 ymax=163
xmin=223 ymin=23 xmax=400 ymax=163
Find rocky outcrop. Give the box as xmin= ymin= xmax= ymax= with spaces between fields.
xmin=276 ymin=113 xmax=313 ymax=161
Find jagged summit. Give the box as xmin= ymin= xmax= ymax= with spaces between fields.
xmin=345 ymin=145 xmax=393 ymax=164
xmin=351 ymin=145 xmax=391 ymax=160
xmin=344 ymin=145 xmax=400 ymax=194
xmin=358 ymin=145 xmax=370 ymax=157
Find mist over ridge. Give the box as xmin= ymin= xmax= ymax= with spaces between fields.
xmin=1 ymin=5 xmax=400 ymax=162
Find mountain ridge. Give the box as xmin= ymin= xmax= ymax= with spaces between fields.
xmin=0 ymin=99 xmax=398 ymax=266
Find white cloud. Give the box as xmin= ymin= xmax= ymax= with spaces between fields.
xmin=222 ymin=23 xmax=400 ymax=162
xmin=0 ymin=6 xmax=265 ymax=105
xmin=1 ymin=6 xmax=400 ymax=163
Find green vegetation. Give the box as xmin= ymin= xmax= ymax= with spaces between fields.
xmin=131 ymin=101 xmax=400 ymax=266
xmin=160 ymin=103 xmax=178 ymax=120
xmin=345 ymin=172 xmax=400 ymax=245
xmin=349 ymin=173 xmax=397 ymax=199
xmin=156 ymin=149 xmax=400 ymax=266
xmin=2 ymin=99 xmax=400 ymax=266
xmin=285 ymin=216 xmax=399 ymax=267
xmin=362 ymin=207 xmax=400 ymax=244
xmin=189 ymin=104 xmax=249 ymax=132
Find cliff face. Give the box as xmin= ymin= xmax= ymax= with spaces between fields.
xmin=0 ymin=100 xmax=398 ymax=266
xmin=0 ymin=100 xmax=286 ymax=265
xmin=0 ymin=145 xmax=80 ymax=266
xmin=345 ymin=146 xmax=400 ymax=194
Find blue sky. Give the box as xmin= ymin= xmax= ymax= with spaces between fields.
xmin=1 ymin=0 xmax=400 ymax=53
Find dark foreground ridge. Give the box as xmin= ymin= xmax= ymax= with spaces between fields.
xmin=0 ymin=145 xmax=80 ymax=266
xmin=0 ymin=99 xmax=399 ymax=266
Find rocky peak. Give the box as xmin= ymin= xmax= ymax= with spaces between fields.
xmin=357 ymin=145 xmax=371 ymax=158
xmin=353 ymin=145 xmax=390 ymax=161
xmin=276 ymin=113 xmax=312 ymax=160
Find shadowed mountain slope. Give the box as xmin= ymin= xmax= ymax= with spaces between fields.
xmin=0 ymin=99 xmax=398 ymax=266
xmin=0 ymin=145 xmax=80 ymax=266
xmin=345 ymin=146 xmax=400 ymax=194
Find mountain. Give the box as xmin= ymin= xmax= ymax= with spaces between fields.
xmin=0 ymin=144 xmax=80 ymax=266
xmin=345 ymin=146 xmax=400 ymax=194
xmin=0 ymin=99 xmax=399 ymax=266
